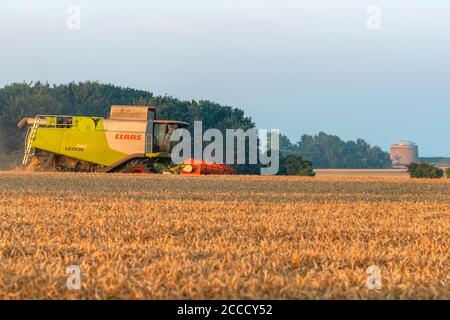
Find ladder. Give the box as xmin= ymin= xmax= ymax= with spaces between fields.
xmin=22 ymin=117 xmax=40 ymax=165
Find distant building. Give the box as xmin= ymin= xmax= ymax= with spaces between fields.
xmin=390 ymin=141 xmax=419 ymax=168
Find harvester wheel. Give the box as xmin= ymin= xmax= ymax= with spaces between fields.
xmin=121 ymin=159 xmax=155 ymax=174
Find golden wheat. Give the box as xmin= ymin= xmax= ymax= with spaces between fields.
xmin=0 ymin=172 xmax=448 ymax=299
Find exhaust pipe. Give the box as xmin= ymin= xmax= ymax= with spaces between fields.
xmin=17 ymin=118 xmax=47 ymax=130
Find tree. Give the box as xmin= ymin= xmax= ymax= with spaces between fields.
xmin=279 ymin=154 xmax=315 ymax=176
xmin=294 ymin=132 xmax=391 ymax=168
xmin=279 ymin=133 xmax=297 ymax=155
xmin=407 ymin=163 xmax=444 ymax=179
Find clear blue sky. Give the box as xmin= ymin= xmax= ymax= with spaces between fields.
xmin=1 ymin=0 xmax=449 ymax=156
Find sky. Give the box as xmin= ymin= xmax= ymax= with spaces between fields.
xmin=0 ymin=0 xmax=449 ymax=156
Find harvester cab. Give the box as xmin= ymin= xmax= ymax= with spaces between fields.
xmin=18 ymin=105 xmax=188 ymax=173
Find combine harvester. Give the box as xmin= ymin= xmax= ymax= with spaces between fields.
xmin=17 ymin=105 xmax=235 ymax=175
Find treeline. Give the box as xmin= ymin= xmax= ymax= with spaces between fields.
xmin=0 ymin=82 xmax=391 ymax=172
xmin=279 ymin=132 xmax=391 ymax=169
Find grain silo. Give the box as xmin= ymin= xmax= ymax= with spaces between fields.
xmin=390 ymin=141 xmax=419 ymax=168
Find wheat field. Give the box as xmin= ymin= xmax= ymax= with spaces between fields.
xmin=0 ymin=171 xmax=448 ymax=299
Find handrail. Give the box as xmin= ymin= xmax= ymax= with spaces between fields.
xmin=33 ymin=115 xmax=77 ymax=129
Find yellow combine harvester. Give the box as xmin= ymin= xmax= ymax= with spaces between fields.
xmin=18 ymin=105 xmax=188 ymax=173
